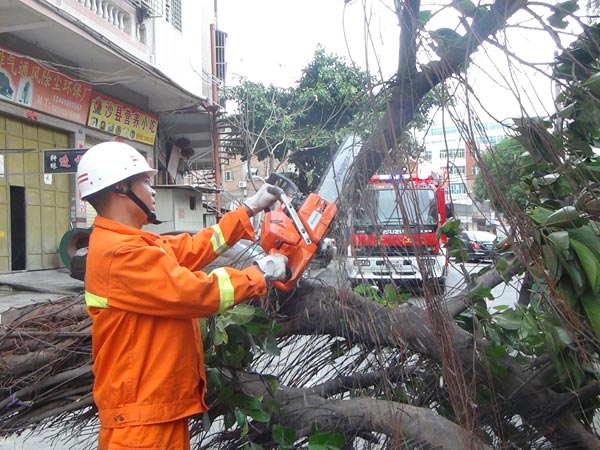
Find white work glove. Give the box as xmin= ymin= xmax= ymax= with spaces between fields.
xmin=243 ymin=183 xmax=282 ymax=215
xmin=253 ymin=254 xmax=288 ymax=281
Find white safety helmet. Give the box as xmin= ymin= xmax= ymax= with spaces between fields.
xmin=76 ymin=142 xmax=157 ymax=199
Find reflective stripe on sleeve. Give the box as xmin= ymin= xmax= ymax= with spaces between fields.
xmin=210 ymin=225 xmax=230 ymax=255
xmin=212 ymin=267 xmax=235 ymax=313
xmin=85 ymin=291 xmax=109 ymax=308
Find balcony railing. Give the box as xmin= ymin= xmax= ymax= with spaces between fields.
xmin=73 ymin=0 xmax=146 ymax=44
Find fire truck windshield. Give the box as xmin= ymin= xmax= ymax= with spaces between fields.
xmin=355 ymin=186 xmax=438 ymax=226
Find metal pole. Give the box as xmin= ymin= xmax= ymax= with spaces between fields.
xmin=210 ymin=23 xmax=221 ymax=215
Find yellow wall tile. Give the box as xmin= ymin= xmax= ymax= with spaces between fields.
xmin=6 ymin=118 xmax=23 ymax=137
xmin=27 ymin=204 xmax=41 ymax=253
xmin=26 ymin=187 xmax=40 ymax=206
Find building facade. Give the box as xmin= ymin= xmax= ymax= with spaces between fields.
xmin=0 ymin=0 xmax=226 ymax=272
xmin=421 ymin=120 xmax=507 ymax=231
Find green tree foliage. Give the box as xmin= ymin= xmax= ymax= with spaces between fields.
xmin=449 ymin=22 xmax=600 ymax=445
xmin=223 ymin=48 xmax=440 ymax=192
xmin=288 ymin=48 xmax=374 ymax=190
xmin=472 ymin=137 xmax=528 ymax=213
xmin=222 ymin=80 xmax=296 ymax=169
xmin=223 ymin=48 xmax=376 ymax=192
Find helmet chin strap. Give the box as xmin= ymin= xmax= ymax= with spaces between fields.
xmin=125 ymin=191 xmax=162 ymax=225
xmin=114 ymin=184 xmax=162 ymax=225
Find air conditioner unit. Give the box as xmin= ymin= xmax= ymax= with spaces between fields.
xmin=238 ymin=181 xmax=247 ymax=189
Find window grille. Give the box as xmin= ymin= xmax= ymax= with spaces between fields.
xmin=449 ymin=183 xmax=467 ymax=194
xmin=125 ymin=0 xmax=163 ymax=18
xmin=215 ymin=29 xmax=227 ymax=82
xmin=166 ymin=0 xmax=182 ymax=31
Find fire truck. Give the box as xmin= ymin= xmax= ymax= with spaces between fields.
xmin=346 ymin=165 xmax=450 ymax=292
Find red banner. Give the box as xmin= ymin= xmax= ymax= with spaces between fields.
xmin=87 ymin=92 xmax=158 ymax=145
xmin=0 ymin=47 xmax=92 ymax=124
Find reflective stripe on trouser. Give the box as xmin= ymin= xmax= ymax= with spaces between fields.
xmin=99 ymin=418 xmax=190 ymax=450
xmin=212 ymin=267 xmax=235 ymax=313
xmin=85 ymin=291 xmax=108 ymax=308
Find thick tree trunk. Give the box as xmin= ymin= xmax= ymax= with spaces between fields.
xmin=275 ymin=275 xmax=600 ymax=449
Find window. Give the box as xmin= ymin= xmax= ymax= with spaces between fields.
xmin=249 ymin=167 xmax=259 ymax=178
xmin=440 ymin=148 xmax=465 ymax=160
xmin=224 ymin=170 xmax=234 ymax=181
xmin=215 ymin=30 xmax=227 ymax=82
xmin=449 ymin=183 xmax=467 ymax=194
xmin=165 ymin=0 xmax=182 ymax=31
xmin=449 ymin=165 xmax=466 ymax=175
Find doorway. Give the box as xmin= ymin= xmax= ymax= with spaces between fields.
xmin=10 ymin=185 xmax=26 ymax=270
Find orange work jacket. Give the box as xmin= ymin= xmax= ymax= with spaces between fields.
xmin=84 ymin=207 xmax=267 ymax=428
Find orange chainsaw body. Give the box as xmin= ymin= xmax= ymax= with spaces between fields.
xmin=260 ymin=193 xmax=337 ymax=291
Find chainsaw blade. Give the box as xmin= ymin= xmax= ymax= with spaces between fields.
xmin=316 ymin=134 xmax=361 ymax=205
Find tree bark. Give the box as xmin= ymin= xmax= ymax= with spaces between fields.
xmin=275 ymin=278 xmax=600 ymax=449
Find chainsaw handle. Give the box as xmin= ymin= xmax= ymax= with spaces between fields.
xmin=268 ymin=248 xmax=293 ymax=283
xmin=267 ymin=185 xmax=285 ymax=197
xmin=264 ymin=185 xmax=285 ymax=214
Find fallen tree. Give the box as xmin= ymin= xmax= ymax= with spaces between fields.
xmin=1 ymin=255 xmax=598 ymax=449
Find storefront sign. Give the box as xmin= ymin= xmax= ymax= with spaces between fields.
xmin=0 ymin=47 xmax=92 ymax=124
xmin=87 ymin=92 xmax=158 ymax=145
xmin=44 ymin=149 xmax=88 ymax=174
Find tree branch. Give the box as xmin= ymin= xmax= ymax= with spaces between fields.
xmin=279 ymin=277 xmax=600 ymax=449
xmin=224 ymin=369 xmax=493 ymax=450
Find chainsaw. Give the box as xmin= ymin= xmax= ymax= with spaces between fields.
xmin=259 ymin=135 xmax=361 ymax=291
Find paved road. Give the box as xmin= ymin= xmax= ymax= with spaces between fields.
xmin=315 ymin=258 xmax=522 ymax=308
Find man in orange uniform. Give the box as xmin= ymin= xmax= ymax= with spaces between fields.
xmin=76 ymin=142 xmax=287 ymax=450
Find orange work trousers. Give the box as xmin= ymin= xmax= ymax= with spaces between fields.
xmin=99 ymin=418 xmax=190 ymax=450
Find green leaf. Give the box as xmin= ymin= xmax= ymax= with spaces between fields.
xmin=262 ymin=335 xmax=281 ymax=356
xmin=418 ymin=10 xmax=433 ymax=27
xmin=227 ymin=304 xmax=257 ymax=325
xmin=308 ymin=432 xmax=345 ymax=450
xmin=244 ymin=443 xmax=264 ymax=450
xmin=246 ymin=409 xmax=270 ymax=422
xmin=557 ymin=278 xmax=579 ymax=308
xmin=566 ymin=358 xmax=586 ymax=388
xmin=570 ymin=238 xmax=600 ymax=293
xmin=554 ymin=325 xmax=573 ymax=347
xmin=583 ymin=72 xmax=600 ymax=96
xmin=568 ymin=225 xmax=600 ymax=258
xmin=580 ymin=291 xmax=600 ymax=339
xmin=529 ymin=206 xmax=554 ymax=224
xmin=437 ymin=217 xmax=462 ymax=238
xmin=546 ymin=231 xmax=570 ymax=251
xmin=453 ymin=0 xmax=476 ymax=16
xmin=494 ymin=310 xmax=522 ymax=330
xmin=542 ymin=244 xmax=563 ymax=281
xmin=470 ymin=286 xmax=494 ymax=302
xmin=214 ymin=320 xmax=229 ymax=346
xmin=562 ymin=252 xmax=587 ymax=296
xmin=224 ymin=411 xmax=235 ymax=429
xmin=548 ymin=13 xmax=569 ymax=29
xmin=272 ymin=425 xmax=297 ymax=449
xmin=234 ymin=407 xmax=247 ymax=428
xmin=547 ymin=0 xmax=579 ymax=29
xmin=543 ymin=206 xmax=586 ymax=228
xmin=236 ymin=395 xmax=271 ymax=423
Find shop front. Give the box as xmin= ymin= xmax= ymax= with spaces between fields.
xmin=0 ymin=47 xmax=158 ymax=272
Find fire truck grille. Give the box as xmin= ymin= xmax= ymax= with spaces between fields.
xmin=355 ymin=246 xmax=435 ymax=257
